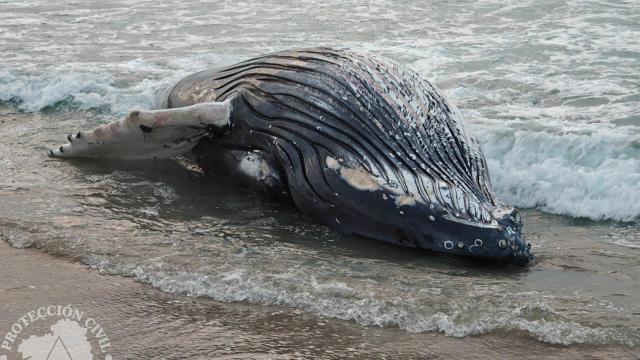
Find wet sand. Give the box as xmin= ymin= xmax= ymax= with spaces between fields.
xmin=0 ymin=241 xmax=636 ymax=359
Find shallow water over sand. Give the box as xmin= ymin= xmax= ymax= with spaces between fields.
xmin=0 ymin=0 xmax=639 ymax=352
xmin=2 ymin=241 xmax=637 ymax=359
xmin=1 ymin=108 xmax=639 ymax=348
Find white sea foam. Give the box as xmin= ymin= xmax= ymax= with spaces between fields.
xmin=0 ymin=68 xmax=184 ymax=115
xmin=82 ymin=263 xmax=631 ymax=347
xmin=1 ymin=228 xmax=33 ymax=249
xmin=0 ymin=52 xmax=238 ymax=114
xmin=473 ymin=120 xmax=640 ymax=222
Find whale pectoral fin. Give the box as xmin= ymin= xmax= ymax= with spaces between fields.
xmin=49 ymin=100 xmax=231 ymax=159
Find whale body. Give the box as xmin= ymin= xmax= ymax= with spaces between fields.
xmin=51 ymin=48 xmax=533 ymax=265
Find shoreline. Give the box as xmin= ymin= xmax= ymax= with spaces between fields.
xmin=0 ymin=241 xmax=635 ymax=359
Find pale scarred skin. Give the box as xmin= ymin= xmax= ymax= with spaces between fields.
xmin=50 ymin=101 xmax=231 ymax=159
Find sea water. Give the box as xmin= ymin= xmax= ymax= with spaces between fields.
xmin=0 ymin=0 xmax=638 ymax=348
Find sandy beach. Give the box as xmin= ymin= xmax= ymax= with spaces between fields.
xmin=1 ymin=241 xmax=636 ymax=359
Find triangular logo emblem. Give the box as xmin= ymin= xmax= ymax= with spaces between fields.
xmin=45 ymin=336 xmax=74 ymax=360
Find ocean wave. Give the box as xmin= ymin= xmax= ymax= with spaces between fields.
xmin=474 ymin=120 xmax=640 ymax=222
xmin=1 ymin=63 xmax=638 ymax=222
xmin=82 ymin=258 xmax=636 ymax=347
xmin=0 ymin=68 xmax=182 ymax=115
xmin=0 ymin=54 xmax=233 ymax=115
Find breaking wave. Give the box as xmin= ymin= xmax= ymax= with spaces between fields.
xmin=0 ymin=55 xmax=233 ymax=114
xmin=80 ymin=256 xmax=636 ymax=347
xmin=1 ymin=57 xmax=638 ymax=222
xmin=476 ymin=120 xmax=640 ymax=222
xmin=0 ymin=68 xmax=174 ymax=115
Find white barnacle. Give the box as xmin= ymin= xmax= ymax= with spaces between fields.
xmin=325 ymin=156 xmax=340 ymax=170
xmin=429 ymin=215 xmax=435 ymax=221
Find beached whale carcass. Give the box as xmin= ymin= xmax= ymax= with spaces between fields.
xmin=50 ymin=48 xmax=533 ymax=265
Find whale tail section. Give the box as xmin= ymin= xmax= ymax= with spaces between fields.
xmin=49 ymin=100 xmax=231 ymax=159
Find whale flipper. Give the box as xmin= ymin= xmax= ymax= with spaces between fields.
xmin=50 ymin=101 xmax=231 ymax=159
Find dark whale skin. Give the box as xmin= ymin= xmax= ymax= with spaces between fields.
xmin=164 ymin=47 xmax=533 ymax=265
